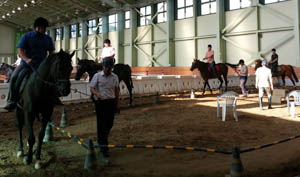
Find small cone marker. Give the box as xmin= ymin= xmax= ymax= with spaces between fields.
xmin=43 ymin=123 xmax=54 ymax=142
xmin=60 ymin=107 xmax=68 ymax=128
xmin=229 ymin=147 xmax=244 ymax=177
xmin=190 ymin=89 xmax=195 ymax=99
xmin=84 ymin=140 xmax=97 ymax=171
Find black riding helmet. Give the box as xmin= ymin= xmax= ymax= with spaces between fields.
xmin=102 ymin=57 xmax=114 ymax=68
xmin=34 ymin=17 xmax=49 ymax=28
xmin=238 ymin=59 xmax=244 ymax=65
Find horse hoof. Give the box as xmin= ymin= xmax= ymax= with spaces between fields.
xmin=23 ymin=156 xmax=32 ymax=165
xmin=35 ymin=160 xmax=42 ymax=169
xmin=17 ymin=151 xmax=24 ymax=158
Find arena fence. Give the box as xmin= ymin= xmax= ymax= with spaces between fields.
xmin=48 ymin=116 xmax=300 ymax=176
xmin=0 ymin=74 xmax=258 ymax=109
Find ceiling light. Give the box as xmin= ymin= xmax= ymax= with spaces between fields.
xmin=24 ymin=3 xmax=28 ymax=7
xmin=102 ymin=0 xmax=105 ymax=6
xmin=75 ymin=9 xmax=79 ymax=15
xmin=12 ymin=9 xmax=15 ymax=13
xmin=17 ymin=6 xmax=21 ymax=10
xmin=6 ymin=12 xmax=10 ymax=16
xmin=31 ymin=0 xmax=35 ymax=4
xmin=2 ymin=15 xmax=6 ymax=19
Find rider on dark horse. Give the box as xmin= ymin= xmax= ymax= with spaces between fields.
xmin=204 ymin=44 xmax=216 ymax=76
xmin=4 ymin=17 xmax=55 ymax=111
xmin=99 ymin=39 xmax=116 ymax=64
xmin=269 ymin=48 xmax=278 ymax=76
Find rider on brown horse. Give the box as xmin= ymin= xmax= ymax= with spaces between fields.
xmin=204 ymin=44 xmax=216 ymax=76
xmin=269 ymin=48 xmax=278 ymax=75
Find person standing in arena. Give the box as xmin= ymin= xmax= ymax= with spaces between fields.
xmin=90 ymin=57 xmax=120 ymax=159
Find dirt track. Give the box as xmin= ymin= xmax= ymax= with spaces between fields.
xmin=2 ymin=90 xmax=300 ymax=177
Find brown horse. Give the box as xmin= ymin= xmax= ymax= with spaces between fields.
xmin=255 ymin=59 xmax=299 ymax=88
xmin=190 ymin=59 xmax=228 ymax=95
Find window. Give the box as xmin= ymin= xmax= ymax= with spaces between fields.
xmin=140 ymin=6 xmax=151 ymax=26
xmin=79 ymin=23 xmax=82 ymax=37
xmin=265 ymin=0 xmax=288 ymax=4
xmin=200 ymin=0 xmax=216 ymax=15
xmin=177 ymin=0 xmax=193 ymax=20
xmin=109 ymin=14 xmax=118 ymax=31
xmin=125 ymin=11 xmax=130 ymax=28
xmin=71 ymin=24 xmax=77 ymax=38
xmin=229 ymin=0 xmax=252 ymax=10
xmin=88 ymin=19 xmax=97 ymax=35
xmin=99 ymin=18 xmax=103 ymax=33
xmin=55 ymin=28 xmax=62 ymax=41
xmin=157 ymin=2 xmax=167 ymax=23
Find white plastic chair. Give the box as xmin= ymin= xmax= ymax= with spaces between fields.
xmin=217 ymin=91 xmax=239 ymax=122
xmin=286 ymin=90 xmax=300 ymax=118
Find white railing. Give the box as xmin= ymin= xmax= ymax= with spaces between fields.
xmin=0 ymin=74 xmax=257 ymax=108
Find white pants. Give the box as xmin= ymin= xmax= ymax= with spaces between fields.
xmin=259 ymin=87 xmax=272 ymax=98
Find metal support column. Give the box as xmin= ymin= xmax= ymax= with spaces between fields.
xmin=80 ymin=21 xmax=88 ymax=59
xmin=130 ymin=9 xmax=138 ymax=66
xmin=102 ymin=16 xmax=109 ymax=46
xmin=295 ymin=0 xmax=300 ymax=66
xmin=63 ymin=25 xmax=70 ymax=52
xmin=118 ymin=12 xmax=125 ymax=64
xmin=193 ymin=0 xmax=198 ymax=59
xmin=217 ymin=0 xmax=226 ymax=63
xmin=49 ymin=28 xmax=56 ymax=43
xmin=167 ymin=0 xmax=175 ymax=66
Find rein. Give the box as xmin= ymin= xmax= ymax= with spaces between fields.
xmin=30 ymin=64 xmax=69 ymax=88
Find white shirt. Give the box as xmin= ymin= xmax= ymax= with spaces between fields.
xmin=255 ymin=66 xmax=273 ymax=89
xmin=89 ymin=71 xmax=119 ymax=100
xmin=101 ymin=46 xmax=115 ymax=58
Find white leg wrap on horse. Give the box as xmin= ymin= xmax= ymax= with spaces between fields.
xmin=35 ymin=160 xmax=42 ymax=169
xmin=17 ymin=151 xmax=24 ymax=158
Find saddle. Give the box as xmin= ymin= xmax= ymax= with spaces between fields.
xmin=207 ymin=64 xmax=220 ymax=72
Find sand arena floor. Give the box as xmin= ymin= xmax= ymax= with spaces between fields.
xmin=2 ymin=90 xmax=300 ymax=177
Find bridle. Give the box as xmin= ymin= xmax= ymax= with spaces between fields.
xmin=30 ymin=61 xmax=70 ymax=89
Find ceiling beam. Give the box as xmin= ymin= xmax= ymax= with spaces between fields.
xmin=103 ymin=0 xmax=122 ymax=8
xmin=73 ymin=0 xmax=108 ymax=13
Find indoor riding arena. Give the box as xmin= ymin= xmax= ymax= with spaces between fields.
xmin=2 ymin=0 xmax=300 ymax=177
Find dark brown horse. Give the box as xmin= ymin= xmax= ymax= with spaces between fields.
xmin=190 ymin=59 xmax=228 ymax=95
xmin=255 ymin=59 xmax=299 ymax=88
xmin=75 ymin=59 xmax=134 ymax=105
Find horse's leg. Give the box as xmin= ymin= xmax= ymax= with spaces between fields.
xmin=287 ymin=74 xmax=296 ymax=88
xmin=16 ymin=107 xmax=24 ymax=158
xmin=202 ymin=81 xmax=207 ymax=95
xmin=23 ymin=112 xmax=35 ymax=165
xmin=35 ymin=106 xmax=53 ymax=169
xmin=218 ymin=76 xmax=223 ymax=90
xmin=207 ymin=81 xmax=213 ymax=94
xmin=223 ymin=75 xmax=228 ymax=92
xmin=124 ymin=79 xmax=132 ymax=106
xmin=281 ymin=74 xmax=286 ymax=88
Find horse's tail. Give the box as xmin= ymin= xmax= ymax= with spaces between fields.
xmin=128 ymin=65 xmax=134 ymax=88
xmin=289 ymin=65 xmax=299 ymax=82
xmin=224 ymin=63 xmax=239 ymax=69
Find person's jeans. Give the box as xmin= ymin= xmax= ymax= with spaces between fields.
xmin=95 ymin=99 xmax=116 ymax=153
xmin=6 ymin=63 xmax=29 ymax=105
xmin=209 ymin=62 xmax=216 ymax=75
xmin=239 ymin=76 xmax=248 ymax=96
